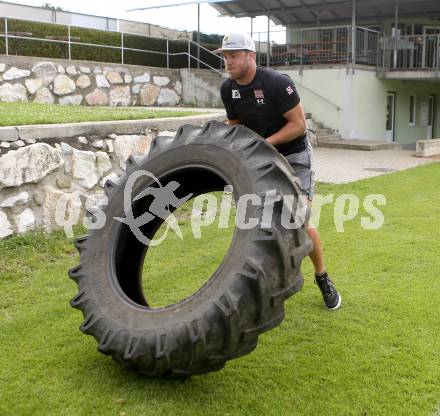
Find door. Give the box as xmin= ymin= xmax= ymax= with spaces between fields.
xmin=422 ymin=27 xmax=440 ymax=68
xmin=428 ymin=95 xmax=435 ymax=139
xmin=385 ymin=92 xmax=396 ymax=142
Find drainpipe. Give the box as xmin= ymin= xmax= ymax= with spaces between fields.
xmin=393 ymin=1 xmax=399 ymax=69
xmin=4 ymin=17 xmax=8 ymax=56
xmin=352 ymin=0 xmax=356 ymax=74
xmin=258 ymin=32 xmax=261 ymax=66
xmin=436 ymin=34 xmax=439 ymax=76
xmin=267 ymin=1 xmax=271 ymax=67
xmin=300 ymin=29 xmax=304 ymax=75
xmin=197 ymin=3 xmax=200 ymax=69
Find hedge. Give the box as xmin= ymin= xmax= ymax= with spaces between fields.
xmin=0 ymin=18 xmax=223 ymax=70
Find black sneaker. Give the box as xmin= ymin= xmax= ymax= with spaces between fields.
xmin=314 ymin=273 xmax=341 ymax=310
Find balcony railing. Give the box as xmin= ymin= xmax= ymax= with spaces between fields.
xmin=379 ymin=34 xmax=440 ymax=72
xmin=270 ymin=26 xmax=380 ymax=71
xmin=269 ymin=27 xmax=440 ymax=74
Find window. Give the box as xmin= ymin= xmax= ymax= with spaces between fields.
xmin=414 ymin=25 xmax=424 ymax=35
xmin=409 ymin=94 xmax=416 ymax=126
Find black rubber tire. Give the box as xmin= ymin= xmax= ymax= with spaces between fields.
xmin=68 ymin=120 xmax=313 ymax=377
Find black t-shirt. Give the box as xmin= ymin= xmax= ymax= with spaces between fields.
xmin=220 ymin=67 xmax=307 ymax=155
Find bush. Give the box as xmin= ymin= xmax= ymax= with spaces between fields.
xmin=0 ymin=18 xmax=223 ymax=70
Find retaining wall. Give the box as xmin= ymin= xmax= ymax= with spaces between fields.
xmin=0 ymin=55 xmax=182 ymax=107
xmin=0 ymin=112 xmax=226 ymax=239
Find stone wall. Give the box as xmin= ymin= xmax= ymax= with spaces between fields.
xmin=0 ymin=56 xmax=182 ymax=107
xmin=0 ymin=130 xmax=174 ymax=239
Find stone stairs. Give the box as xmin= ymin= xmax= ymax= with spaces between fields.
xmin=305 ymin=113 xmax=398 ymax=151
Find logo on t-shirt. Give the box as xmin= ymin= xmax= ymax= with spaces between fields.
xmin=286 ymin=86 xmax=294 ymax=95
xmin=232 ymin=90 xmax=241 ymax=99
xmin=254 ymin=89 xmax=264 ymax=99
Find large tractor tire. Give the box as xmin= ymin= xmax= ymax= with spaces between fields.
xmin=68 ymin=120 xmax=313 ymax=377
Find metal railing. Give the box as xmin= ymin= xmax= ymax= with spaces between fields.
xmin=0 ymin=16 xmax=224 ymax=75
xmin=270 ymin=26 xmax=380 ymax=71
xmin=6 ymin=16 xmax=437 ymax=75
xmin=379 ymin=34 xmax=440 ymax=72
xmin=188 ymin=38 xmax=224 ymax=73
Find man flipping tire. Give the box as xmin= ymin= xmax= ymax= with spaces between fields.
xmin=215 ymin=33 xmax=341 ymax=310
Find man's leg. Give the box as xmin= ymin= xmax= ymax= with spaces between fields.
xmin=307 ymin=223 xmax=325 ymax=276
xmin=286 ymin=141 xmax=341 ymax=310
xmin=307 ymin=215 xmax=341 ymax=310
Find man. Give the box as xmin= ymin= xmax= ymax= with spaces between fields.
xmin=215 ymin=33 xmax=341 ymax=310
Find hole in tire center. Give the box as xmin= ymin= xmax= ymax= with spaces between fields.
xmin=142 ymin=190 xmax=236 ymax=309
xmin=114 ymin=166 xmax=237 ymax=309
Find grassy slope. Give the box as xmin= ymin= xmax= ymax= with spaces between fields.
xmin=0 ymin=103 xmax=201 ymax=126
xmin=0 ymin=163 xmax=440 ymax=416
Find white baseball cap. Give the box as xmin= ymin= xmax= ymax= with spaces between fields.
xmin=213 ymin=33 xmax=256 ymax=54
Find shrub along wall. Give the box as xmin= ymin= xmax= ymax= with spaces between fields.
xmin=0 ymin=19 xmax=222 ymax=70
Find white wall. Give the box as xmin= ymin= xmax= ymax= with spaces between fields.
xmin=282 ymin=67 xmax=390 ymax=140
xmin=280 ymin=66 xmax=440 ymax=144
xmin=282 ymin=67 xmax=349 ymax=137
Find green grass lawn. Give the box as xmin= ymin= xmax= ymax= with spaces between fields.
xmin=1 ymin=163 xmax=440 ymax=415
xmin=0 ymin=102 xmax=202 ymax=126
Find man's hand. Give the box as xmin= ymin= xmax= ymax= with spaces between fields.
xmin=227 ymin=119 xmax=240 ymax=126
xmin=266 ymin=103 xmax=307 ymax=146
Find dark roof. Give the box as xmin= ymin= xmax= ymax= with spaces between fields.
xmin=211 ymin=0 xmax=440 ymax=26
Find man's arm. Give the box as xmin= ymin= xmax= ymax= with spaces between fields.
xmin=266 ymin=102 xmax=306 ymax=147
xmin=227 ymin=119 xmax=240 ymax=126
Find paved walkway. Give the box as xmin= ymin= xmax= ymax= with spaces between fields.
xmin=144 ymin=106 xmax=225 ymax=113
xmin=141 ymin=114 xmax=438 ymax=185
xmin=313 ymin=147 xmax=439 ymax=184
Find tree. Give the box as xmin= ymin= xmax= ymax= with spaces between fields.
xmin=41 ymin=3 xmax=65 ymax=11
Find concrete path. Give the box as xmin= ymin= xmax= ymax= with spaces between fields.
xmin=313 ymin=147 xmax=439 ymax=184
xmin=139 ymin=106 xmax=225 ymax=113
